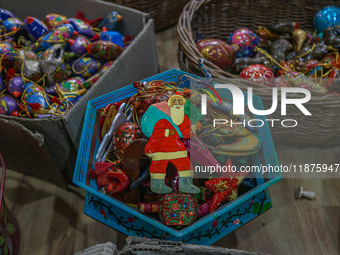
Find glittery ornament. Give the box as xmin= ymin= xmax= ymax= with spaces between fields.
xmin=239 ymin=64 xmax=275 ymax=87
xmin=270 ymin=39 xmax=293 ymax=61
xmin=205 ymin=168 xmax=248 ymax=212
xmin=19 ymin=50 xmax=42 ymax=82
xmin=314 ymin=6 xmax=340 ymax=33
xmin=292 ymin=28 xmax=307 ymax=52
xmin=228 ymin=28 xmax=259 ymax=58
xmin=323 ymin=25 xmax=340 ymax=49
xmin=39 ymin=44 xmax=72 ymax=85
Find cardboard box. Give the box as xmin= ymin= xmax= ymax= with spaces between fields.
xmin=73 ymin=69 xmax=281 ymax=244
xmin=0 ymin=0 xmax=159 ymax=185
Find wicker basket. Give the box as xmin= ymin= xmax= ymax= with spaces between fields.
xmin=177 ymin=0 xmax=340 ymax=144
xmin=104 ymin=0 xmax=189 ymax=31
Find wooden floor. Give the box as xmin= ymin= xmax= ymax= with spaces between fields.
xmin=4 ymin=26 xmax=340 ymax=255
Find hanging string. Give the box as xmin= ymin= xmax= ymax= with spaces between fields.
xmin=255 ymin=47 xmax=290 ymax=72
xmin=71 ymin=52 xmax=90 ymax=74
xmin=294 ymin=43 xmax=316 ymax=59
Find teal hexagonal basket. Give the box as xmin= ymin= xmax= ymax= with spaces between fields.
xmin=73 ymin=69 xmax=281 ymax=244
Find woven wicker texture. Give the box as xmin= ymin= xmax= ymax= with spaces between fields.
xmin=104 ymin=0 xmax=189 ymax=31
xmin=177 ymin=0 xmax=340 ymax=144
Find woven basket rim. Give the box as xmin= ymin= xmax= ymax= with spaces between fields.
xmin=177 ymin=0 xmax=340 ymax=101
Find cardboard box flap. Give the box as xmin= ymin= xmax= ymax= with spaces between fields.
xmin=0 ymin=118 xmax=67 ymax=188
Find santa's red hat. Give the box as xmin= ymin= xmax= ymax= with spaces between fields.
xmin=168 ymin=91 xmax=186 ymax=107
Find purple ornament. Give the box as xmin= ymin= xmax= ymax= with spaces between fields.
xmin=68 ymin=36 xmax=90 ymax=56
xmin=8 ymin=77 xmax=24 ymax=98
xmin=68 ymin=18 xmax=95 ymax=38
xmin=25 ymin=16 xmax=48 ymax=40
xmin=0 ymin=9 xmax=14 ymax=22
xmin=0 ymin=96 xmax=19 ymax=115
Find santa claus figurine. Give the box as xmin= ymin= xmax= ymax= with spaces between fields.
xmin=141 ymin=92 xmax=201 ymax=194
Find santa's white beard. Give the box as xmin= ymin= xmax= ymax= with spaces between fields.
xmin=170 ymin=105 xmax=185 ymax=125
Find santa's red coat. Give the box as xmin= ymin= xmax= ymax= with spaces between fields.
xmin=145 ymin=114 xmax=191 ymax=155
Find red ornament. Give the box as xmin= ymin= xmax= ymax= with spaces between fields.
xmin=239 ymin=64 xmax=275 ymax=87
xmin=95 ymin=162 xmax=130 ymax=196
xmin=205 ymin=161 xmax=248 ymax=212
xmin=86 ymin=41 xmax=123 ymax=61
xmin=113 ymin=122 xmax=143 ymax=158
xmin=196 ymin=38 xmax=235 ymax=70
xmin=158 ymin=194 xmax=198 ymax=226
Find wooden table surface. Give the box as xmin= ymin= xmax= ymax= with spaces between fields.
xmin=4 ymin=26 xmax=340 ymax=255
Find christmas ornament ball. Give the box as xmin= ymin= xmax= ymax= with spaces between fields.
xmin=196 ymin=38 xmax=235 ymax=70
xmin=228 ymin=28 xmax=259 ymax=58
xmin=239 ymin=64 xmax=274 ymax=87
xmin=314 ymin=6 xmax=340 ymax=33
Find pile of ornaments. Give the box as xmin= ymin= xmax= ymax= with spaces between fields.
xmin=91 ymin=75 xmax=260 ymax=227
xmin=196 ymin=6 xmax=340 ymax=94
xmin=0 ymin=8 xmax=132 ymax=117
